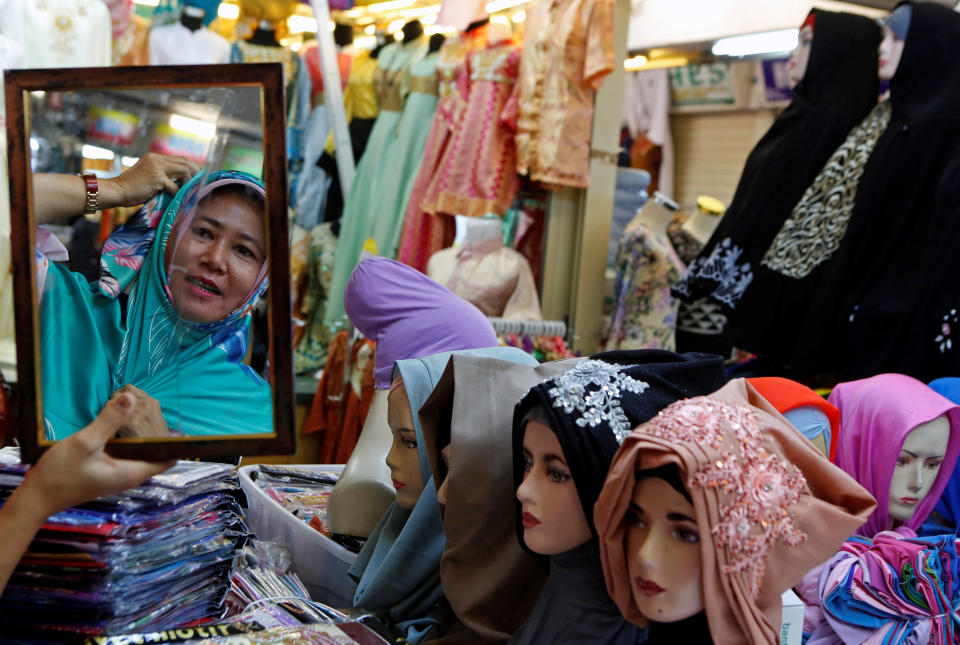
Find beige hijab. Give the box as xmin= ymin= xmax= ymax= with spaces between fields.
xmin=594 ymin=379 xmax=876 ymax=645
xmin=418 ymin=355 xmax=581 ymax=643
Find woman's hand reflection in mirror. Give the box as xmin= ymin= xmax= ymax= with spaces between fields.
xmin=33 ymin=153 xmax=201 ymax=225
xmin=0 ymin=391 xmax=174 ymax=594
xmin=113 ymin=384 xmax=175 ymax=438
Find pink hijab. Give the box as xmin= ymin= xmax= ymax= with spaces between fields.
xmin=828 ymin=373 xmax=960 ymax=537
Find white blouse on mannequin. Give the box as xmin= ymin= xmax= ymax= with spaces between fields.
xmin=6 ymin=0 xmax=111 ymax=68
xmin=148 ymin=22 xmax=230 ymax=66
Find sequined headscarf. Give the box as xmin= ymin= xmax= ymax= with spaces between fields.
xmin=595 ymin=379 xmax=875 ymax=644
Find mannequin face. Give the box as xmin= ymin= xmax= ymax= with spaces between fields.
xmin=626 ymin=477 xmax=704 ymax=623
xmin=788 ymin=24 xmax=814 ymax=87
xmin=517 ymin=420 xmax=593 ymax=555
xmin=888 ymin=415 xmax=950 ymax=523
xmin=436 ymin=445 xmax=451 ymax=508
xmin=878 ymin=25 xmax=906 ymax=81
xmin=386 ymin=380 xmax=424 ymax=509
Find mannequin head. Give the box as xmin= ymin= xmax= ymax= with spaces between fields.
xmin=788 ymin=13 xmax=816 ymax=86
xmin=517 ymin=414 xmax=593 ymax=555
xmin=879 ymin=5 xmax=911 ymax=81
xmin=888 ymin=414 xmax=949 ymax=524
xmin=626 ymin=466 xmax=703 ymax=623
xmin=386 ymin=378 xmax=425 ymax=509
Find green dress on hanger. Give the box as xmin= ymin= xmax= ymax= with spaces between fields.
xmin=374 ymin=51 xmax=440 ymax=262
xmin=324 ymin=37 xmax=427 ymax=328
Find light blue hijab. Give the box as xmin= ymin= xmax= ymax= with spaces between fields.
xmin=348 ymin=346 xmax=538 ymax=643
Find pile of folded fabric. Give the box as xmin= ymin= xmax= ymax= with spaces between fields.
xmin=0 ymin=448 xmax=248 ymax=638
xmin=806 ymin=531 xmax=960 ymax=644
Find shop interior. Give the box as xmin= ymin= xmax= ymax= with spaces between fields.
xmin=3 ymin=0 xmax=960 ymax=642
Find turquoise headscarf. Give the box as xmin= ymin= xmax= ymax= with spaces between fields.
xmin=40 ymin=170 xmax=273 ymax=439
xmin=348 ymin=346 xmax=538 ymax=644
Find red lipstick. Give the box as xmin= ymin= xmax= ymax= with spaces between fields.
xmin=634 ymin=577 xmax=665 ymax=597
xmin=899 ymin=497 xmax=919 ymax=506
xmin=521 ymin=512 xmax=540 ymax=529
xmin=392 ymin=478 xmax=406 ymax=490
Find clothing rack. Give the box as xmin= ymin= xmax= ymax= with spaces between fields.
xmin=488 ymin=317 xmax=567 ymax=339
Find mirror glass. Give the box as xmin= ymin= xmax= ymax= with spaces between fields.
xmin=26 ymin=84 xmax=278 ymax=444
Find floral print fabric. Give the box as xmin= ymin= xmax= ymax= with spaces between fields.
xmin=605 ymin=221 xmax=685 ymax=351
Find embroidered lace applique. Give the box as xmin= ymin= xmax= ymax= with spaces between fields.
xmin=674 ymin=237 xmax=754 ymax=308
xmin=936 ymin=309 xmax=958 ymax=354
xmin=546 ymin=360 xmax=650 ymax=444
xmin=645 ymin=397 xmax=808 ymax=598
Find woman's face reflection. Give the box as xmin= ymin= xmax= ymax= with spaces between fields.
xmin=165 ymin=191 xmax=265 ymax=323
xmin=626 ymin=476 xmax=703 ymax=623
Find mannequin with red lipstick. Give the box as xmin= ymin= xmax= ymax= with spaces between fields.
xmin=507 ymin=350 xmax=728 ymax=644
xmin=347 ymin=344 xmax=534 ymax=644
xmin=594 ymin=380 xmax=875 ymax=644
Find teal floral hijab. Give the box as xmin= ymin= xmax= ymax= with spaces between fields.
xmin=40 ymin=170 xmax=273 ymax=439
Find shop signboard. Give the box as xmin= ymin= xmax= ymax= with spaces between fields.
xmin=149 ymin=122 xmax=211 ymax=163
xmin=86 ymin=106 xmax=139 ymax=147
xmin=669 ymin=62 xmax=736 ymax=107
xmin=762 ymin=57 xmax=793 ymax=105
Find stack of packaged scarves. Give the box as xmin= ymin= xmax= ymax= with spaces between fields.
xmin=807 ymin=531 xmax=960 ymax=644
xmin=0 ymin=448 xmax=249 ymax=638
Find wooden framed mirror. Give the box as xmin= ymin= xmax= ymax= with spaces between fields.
xmin=4 ymin=63 xmax=294 ymax=461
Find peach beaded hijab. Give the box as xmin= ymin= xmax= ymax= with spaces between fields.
xmin=595 ymin=379 xmax=876 ymax=644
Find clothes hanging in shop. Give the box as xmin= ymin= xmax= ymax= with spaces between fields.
xmin=293 ymin=223 xmax=339 ymax=375
xmin=422 ymin=39 xmax=521 ymax=219
xmin=396 ymin=25 xmax=489 ymax=273
xmin=319 ymin=49 xmax=381 ymax=228
xmin=737 ymin=4 xmax=960 ymax=378
xmin=149 ymin=20 xmax=230 ymax=64
xmin=105 ymin=0 xmax=149 ymax=66
xmin=427 ymin=236 xmax=542 ymax=320
xmin=605 ymin=220 xmax=685 ymax=351
xmin=302 ymin=330 xmax=377 ymax=464
xmin=514 ymin=0 xmax=614 ymax=188
xmin=294 ymin=45 xmax=352 ymax=230
xmin=672 ymin=10 xmax=880 ymax=329
xmin=324 ymin=37 xmax=428 ymax=328
xmin=621 ymin=69 xmax=673 ymax=197
xmin=231 ymin=38 xmax=311 ymax=199
xmin=5 ymin=0 xmax=111 ymax=68
xmin=371 ymin=50 xmax=441 ymax=261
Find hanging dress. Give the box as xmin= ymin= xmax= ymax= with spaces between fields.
xmin=426 ymin=39 xmax=521 ymax=219
xmin=395 ymin=26 xmax=488 ymax=273
xmin=372 ymin=50 xmax=440 ymax=260
xmin=323 ymin=38 xmax=427 ymax=327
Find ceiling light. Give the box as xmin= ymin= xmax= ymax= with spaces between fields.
xmin=388 ymin=19 xmax=406 ymax=33
xmin=82 ymin=144 xmax=115 ymax=161
xmin=363 ymin=0 xmax=416 ymax=13
xmin=169 ymin=114 xmax=216 ymax=139
xmin=218 ymin=3 xmax=240 ymax=20
xmin=512 ymin=10 xmax=526 ymax=23
xmin=711 ymin=28 xmax=798 ymax=57
xmin=490 ymin=15 xmax=511 ymax=25
xmin=288 ymin=14 xmax=318 ymax=33
xmin=400 ymin=5 xmax=441 ymax=18
xmin=364 ymin=24 xmax=376 ymax=35
xmin=420 ymin=14 xmax=437 ymax=25
xmin=623 ymin=55 xmax=648 ymax=71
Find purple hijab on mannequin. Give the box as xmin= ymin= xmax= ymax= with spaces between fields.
xmin=343 ymin=257 xmax=499 ymax=389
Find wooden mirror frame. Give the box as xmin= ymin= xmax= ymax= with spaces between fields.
xmin=4 ymin=63 xmax=295 ymax=462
